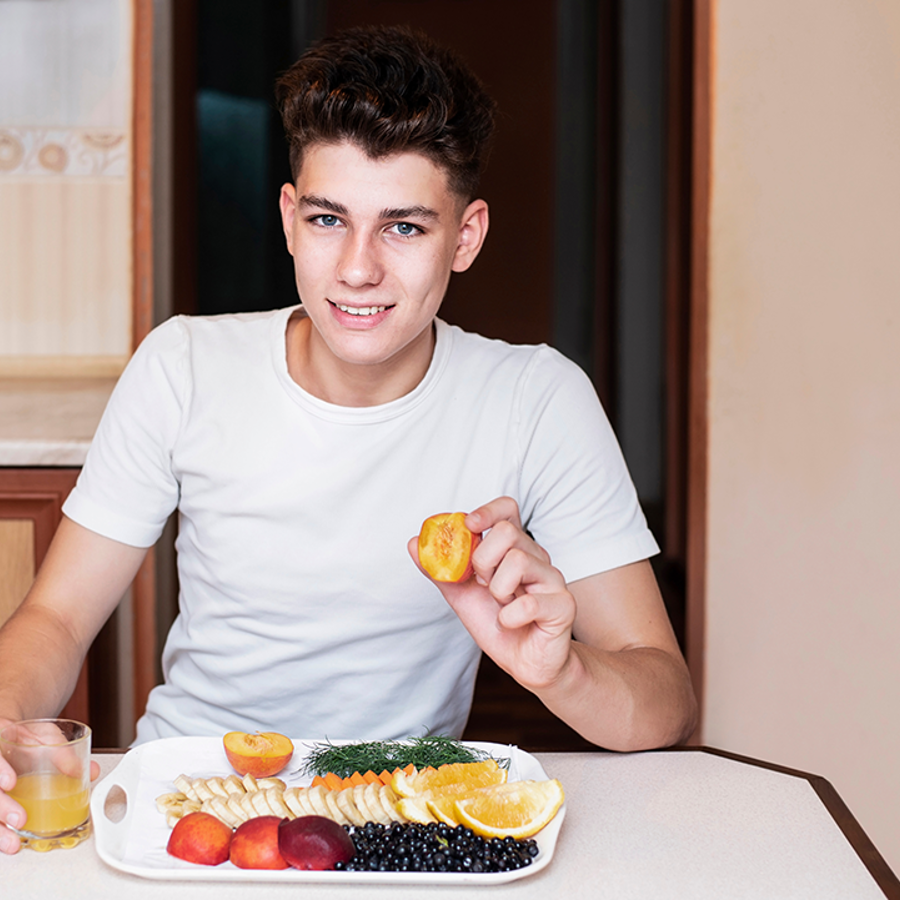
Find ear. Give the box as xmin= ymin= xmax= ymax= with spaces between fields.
xmin=451 ymin=199 xmax=489 ymax=273
xmin=279 ymin=183 xmax=297 ymax=256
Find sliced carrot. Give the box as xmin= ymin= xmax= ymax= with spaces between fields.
xmin=362 ymin=770 xmax=381 ymax=785
xmin=323 ymin=772 xmax=344 ymax=791
xmin=402 ymin=763 xmax=416 ymax=776
xmin=348 ymin=771 xmax=367 ymax=787
xmin=378 ymin=769 xmax=394 ymax=785
xmin=310 ymin=775 xmax=327 ymax=789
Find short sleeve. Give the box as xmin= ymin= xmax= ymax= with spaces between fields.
xmin=62 ymin=318 xmax=189 ymax=547
xmin=516 ymin=349 xmax=659 ymax=582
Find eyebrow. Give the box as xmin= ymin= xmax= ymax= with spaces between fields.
xmin=297 ymin=195 xmax=440 ymax=222
xmin=297 ymin=194 xmax=349 ymax=216
xmin=379 ymin=205 xmax=440 ymax=222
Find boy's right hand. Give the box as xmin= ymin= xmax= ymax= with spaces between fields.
xmin=0 ymin=716 xmax=24 ymax=855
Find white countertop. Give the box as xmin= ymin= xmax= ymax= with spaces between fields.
xmin=0 ymin=377 xmax=116 ymax=466
xmin=2 ymin=748 xmax=893 ymax=899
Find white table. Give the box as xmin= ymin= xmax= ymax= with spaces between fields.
xmin=5 ymin=747 xmax=897 ymax=899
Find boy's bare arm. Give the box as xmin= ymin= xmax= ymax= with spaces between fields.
xmin=0 ymin=517 xmax=147 ymax=853
xmin=0 ymin=517 xmax=148 ymax=723
xmin=410 ymin=497 xmax=698 ymax=751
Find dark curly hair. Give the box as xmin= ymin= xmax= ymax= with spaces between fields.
xmin=275 ymin=25 xmax=496 ymax=200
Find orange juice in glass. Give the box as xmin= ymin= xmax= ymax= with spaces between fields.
xmin=0 ymin=719 xmax=92 ymax=851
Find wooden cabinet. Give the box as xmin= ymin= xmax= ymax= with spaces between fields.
xmin=0 ymin=468 xmax=88 ymax=723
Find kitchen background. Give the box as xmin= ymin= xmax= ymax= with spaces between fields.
xmin=1 ymin=0 xmax=898 ymax=874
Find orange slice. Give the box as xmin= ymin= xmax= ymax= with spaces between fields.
xmin=427 ymin=792 xmax=470 ymax=826
xmin=396 ymin=796 xmax=438 ymax=824
xmin=453 ymin=779 xmax=565 ymax=839
xmin=391 ymin=759 xmax=507 ymax=799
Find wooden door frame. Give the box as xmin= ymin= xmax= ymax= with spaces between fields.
xmin=686 ymin=0 xmax=712 ymax=744
xmin=664 ymin=0 xmax=711 ymax=743
xmin=131 ymin=0 xmax=158 ymax=732
xmin=687 ymin=0 xmax=712 ymax=744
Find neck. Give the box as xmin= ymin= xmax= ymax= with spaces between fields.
xmin=285 ymin=312 xmax=435 ymax=407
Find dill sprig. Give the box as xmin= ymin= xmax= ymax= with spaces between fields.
xmin=301 ymin=735 xmax=509 ymax=778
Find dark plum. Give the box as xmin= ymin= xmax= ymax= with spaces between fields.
xmin=277 ymin=815 xmax=356 ymax=870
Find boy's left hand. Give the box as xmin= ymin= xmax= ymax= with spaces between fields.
xmin=408 ymin=496 xmax=577 ymax=692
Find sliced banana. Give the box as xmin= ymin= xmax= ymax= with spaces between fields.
xmin=226 ymin=794 xmax=251 ymax=824
xmin=203 ymin=796 xmax=242 ymax=828
xmin=205 ymin=776 xmax=229 ymax=797
xmin=173 ymin=775 xmax=199 ymax=802
xmin=158 ymin=770 xmax=408 ymax=831
xmin=323 ymin=789 xmax=348 ymax=825
xmin=306 ymin=785 xmax=331 ymax=818
xmin=296 ymin=788 xmax=318 ymax=817
xmin=364 ymin=783 xmax=392 ymax=825
xmin=223 ymin=775 xmax=245 ymax=794
xmin=249 ymin=789 xmax=274 ymax=817
xmin=155 ymin=792 xmax=187 ymax=814
xmin=379 ymin=785 xmax=405 ymax=823
xmin=191 ymin=778 xmax=217 ymax=802
xmin=337 ymin=787 xmax=367 ymax=827
xmin=265 ymin=786 xmax=292 ymax=818
xmin=258 ymin=777 xmax=286 ymax=791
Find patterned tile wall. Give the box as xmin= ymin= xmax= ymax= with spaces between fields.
xmin=0 ymin=0 xmax=133 ymax=361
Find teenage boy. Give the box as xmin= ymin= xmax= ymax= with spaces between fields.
xmin=0 ymin=25 xmax=696 ymax=854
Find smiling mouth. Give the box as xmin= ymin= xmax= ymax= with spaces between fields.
xmin=331 ymin=302 xmax=393 ymax=317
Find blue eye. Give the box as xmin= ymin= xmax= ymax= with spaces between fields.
xmin=315 ymin=214 xmax=339 ymax=227
xmin=392 ymin=222 xmax=421 ymax=237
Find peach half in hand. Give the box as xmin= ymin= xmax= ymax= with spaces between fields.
xmin=223 ymin=731 xmax=294 ymax=778
xmin=417 ymin=512 xmax=482 ymax=583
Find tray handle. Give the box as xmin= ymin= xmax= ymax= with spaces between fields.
xmin=89 ymin=747 xmax=143 ymax=864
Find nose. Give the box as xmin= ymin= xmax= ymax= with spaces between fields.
xmin=337 ymin=230 xmax=383 ymax=288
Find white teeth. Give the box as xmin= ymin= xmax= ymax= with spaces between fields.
xmin=336 ymin=304 xmax=387 ymax=316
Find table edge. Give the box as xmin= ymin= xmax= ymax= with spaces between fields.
xmin=93 ymin=744 xmax=899 ymax=899
xmin=665 ymin=745 xmax=900 ymax=900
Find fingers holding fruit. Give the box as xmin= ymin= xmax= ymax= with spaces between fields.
xmin=466 ymin=497 xmax=551 ymax=566
xmin=414 ymin=508 xmax=576 ymax=690
xmin=480 ymin=544 xmax=566 ymax=607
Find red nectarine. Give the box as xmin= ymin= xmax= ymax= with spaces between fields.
xmin=229 ymin=815 xmax=289 ymax=869
xmin=167 ymin=811 xmax=232 ymax=866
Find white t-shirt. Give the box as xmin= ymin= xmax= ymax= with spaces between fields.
xmin=63 ymin=306 xmax=658 ymax=743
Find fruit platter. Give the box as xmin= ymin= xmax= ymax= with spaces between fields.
xmin=90 ymin=734 xmax=566 ymax=884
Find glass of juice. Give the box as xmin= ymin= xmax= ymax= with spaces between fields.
xmin=0 ymin=718 xmax=92 ymax=851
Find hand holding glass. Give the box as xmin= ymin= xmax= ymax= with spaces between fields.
xmin=0 ymin=719 xmax=92 ymax=851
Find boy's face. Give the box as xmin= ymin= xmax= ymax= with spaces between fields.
xmin=279 ymin=141 xmax=488 ymax=399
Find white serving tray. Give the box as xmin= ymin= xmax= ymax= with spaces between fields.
xmin=91 ymin=736 xmax=565 ymax=884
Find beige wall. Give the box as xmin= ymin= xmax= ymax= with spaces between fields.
xmin=705 ymin=0 xmax=900 ymax=872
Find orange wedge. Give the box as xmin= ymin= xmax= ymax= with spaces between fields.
xmin=427 ymin=792 xmax=471 ymax=826
xmin=453 ymin=779 xmax=565 ymax=839
xmin=396 ymin=796 xmax=438 ymax=824
xmin=391 ymin=759 xmax=507 ymax=799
